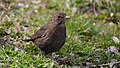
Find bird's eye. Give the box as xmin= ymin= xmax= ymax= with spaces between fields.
xmin=58 ymin=16 xmax=61 ymax=18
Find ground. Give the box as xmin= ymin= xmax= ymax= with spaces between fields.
xmin=0 ymin=0 xmax=120 ymax=68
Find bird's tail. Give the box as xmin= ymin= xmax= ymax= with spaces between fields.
xmin=23 ymin=39 xmax=34 ymax=42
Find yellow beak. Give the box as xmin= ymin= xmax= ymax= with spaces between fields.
xmin=65 ymin=16 xmax=70 ymax=19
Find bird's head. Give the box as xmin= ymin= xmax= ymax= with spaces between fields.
xmin=51 ymin=12 xmax=70 ymax=24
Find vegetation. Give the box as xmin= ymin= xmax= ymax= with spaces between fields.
xmin=0 ymin=0 xmax=120 ymax=67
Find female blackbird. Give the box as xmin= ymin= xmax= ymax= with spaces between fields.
xmin=24 ymin=12 xmax=70 ymax=55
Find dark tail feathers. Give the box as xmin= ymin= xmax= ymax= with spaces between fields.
xmin=23 ymin=39 xmax=34 ymax=42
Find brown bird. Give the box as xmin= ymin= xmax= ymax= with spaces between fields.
xmin=24 ymin=12 xmax=70 ymax=55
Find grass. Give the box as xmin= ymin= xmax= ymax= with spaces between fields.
xmin=0 ymin=0 xmax=120 ymax=67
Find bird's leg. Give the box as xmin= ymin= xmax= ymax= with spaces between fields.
xmin=37 ymin=48 xmax=45 ymax=57
xmin=40 ymin=51 xmax=45 ymax=57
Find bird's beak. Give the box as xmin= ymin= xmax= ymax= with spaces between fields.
xmin=65 ymin=16 xmax=70 ymax=19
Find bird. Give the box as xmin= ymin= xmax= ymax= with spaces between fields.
xmin=24 ymin=12 xmax=70 ymax=55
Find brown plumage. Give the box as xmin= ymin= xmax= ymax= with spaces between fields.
xmin=24 ymin=12 xmax=70 ymax=55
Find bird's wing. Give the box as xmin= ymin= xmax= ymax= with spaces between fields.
xmin=31 ymin=24 xmax=48 ymax=40
xmin=23 ymin=24 xmax=48 ymax=42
